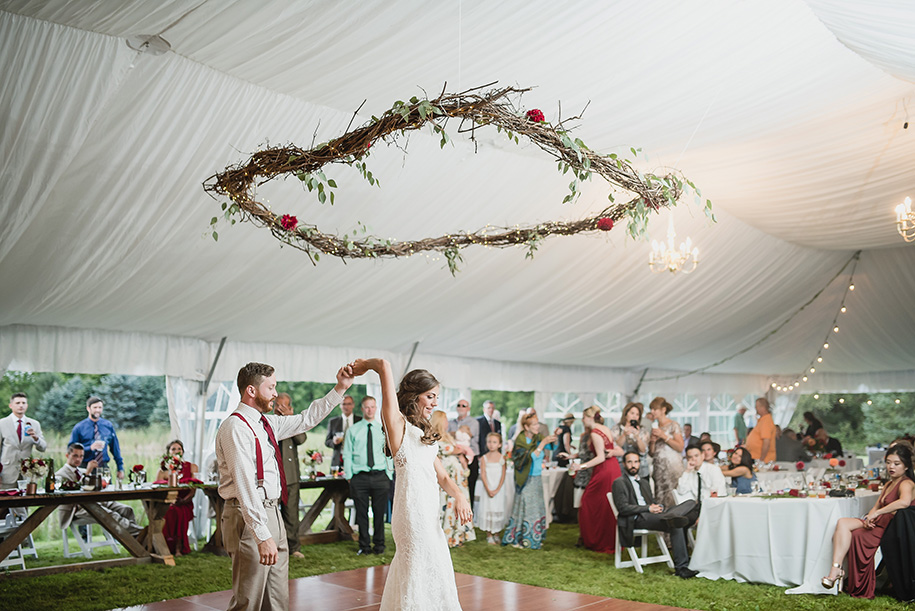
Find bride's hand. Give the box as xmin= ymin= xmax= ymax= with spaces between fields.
xmin=350 ymin=359 xmax=371 ymax=376
xmin=454 ymin=494 xmax=473 ymax=525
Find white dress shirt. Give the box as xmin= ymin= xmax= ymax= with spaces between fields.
xmin=628 ymin=472 xmax=648 ymax=506
xmin=675 ymin=461 xmax=728 ymax=502
xmin=216 ymin=388 xmax=342 ymax=542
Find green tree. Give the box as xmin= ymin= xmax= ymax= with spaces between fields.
xmin=862 ymin=394 xmax=915 ymax=446
xmin=276 ymin=381 xmax=367 ymax=414
xmin=36 ymin=376 xmax=89 ymax=433
xmin=471 ymin=390 xmax=534 ymax=429
xmin=94 ymin=375 xmax=166 ymax=429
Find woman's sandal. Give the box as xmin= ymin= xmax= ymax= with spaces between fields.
xmin=821 ymin=562 xmax=845 ymax=589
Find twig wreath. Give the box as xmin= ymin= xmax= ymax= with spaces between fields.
xmin=203 ymin=83 xmax=712 ymax=274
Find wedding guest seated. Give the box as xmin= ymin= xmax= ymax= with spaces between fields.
xmin=155 ymin=439 xmax=199 ymax=555
xmin=776 ymin=427 xmax=810 ymax=462
xmin=611 ymin=452 xmax=699 ymax=579
xmin=698 ymin=432 xmax=712 ymax=443
xmin=823 ymin=444 xmax=914 ymax=598
xmin=814 ymin=428 xmax=843 ymax=456
xmin=720 ymin=446 xmax=757 ymax=494
xmin=57 ymin=442 xmax=141 ymax=535
xmin=676 ymin=445 xmax=726 ymax=506
xmin=699 ymin=440 xmax=719 ymax=464
xmin=802 ymin=411 xmax=824 ymax=440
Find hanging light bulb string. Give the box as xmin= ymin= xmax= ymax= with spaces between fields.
xmin=644 ymin=249 xmax=862 ymax=382
xmin=773 ymin=250 xmax=861 ymax=392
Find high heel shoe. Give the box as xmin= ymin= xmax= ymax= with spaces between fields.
xmin=821 ymin=563 xmax=845 ymax=589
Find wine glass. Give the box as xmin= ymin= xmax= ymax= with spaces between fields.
xmin=100 ymin=467 xmax=112 ymax=489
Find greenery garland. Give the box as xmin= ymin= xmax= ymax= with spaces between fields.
xmin=203 ymin=84 xmax=712 ymax=274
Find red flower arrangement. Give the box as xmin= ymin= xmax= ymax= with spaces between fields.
xmin=823 ymin=453 xmax=833 ymax=459
xmin=788 ymin=489 xmax=801 ymax=497
xmin=795 ymin=461 xmax=805 ymax=471
xmin=772 ymin=465 xmax=781 ymax=471
xmin=160 ymin=453 xmax=183 ymax=472
xmin=303 ymin=450 xmax=324 ymax=466
xmin=132 ymin=464 xmax=144 ymax=473
xmin=596 ymin=217 xmax=614 ymax=231
xmin=280 ymin=214 xmax=298 ymax=231
xmin=525 ymin=109 xmax=545 ymax=123
xmin=839 ymin=459 xmax=846 ymax=467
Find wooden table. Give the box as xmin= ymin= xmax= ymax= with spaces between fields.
xmin=0 ymin=486 xmax=182 ymax=578
xmin=200 ymin=477 xmax=354 ymax=554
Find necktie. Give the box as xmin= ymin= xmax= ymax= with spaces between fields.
xmin=696 ymin=471 xmax=703 ymax=507
xmin=17 ymin=419 xmax=22 ymax=441
xmin=366 ymin=423 xmax=375 ymax=469
xmin=75 ymin=469 xmax=81 ymax=480
xmin=260 ymin=416 xmax=288 ymax=504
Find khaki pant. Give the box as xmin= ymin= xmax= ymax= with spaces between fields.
xmin=223 ymin=500 xmax=289 ymax=611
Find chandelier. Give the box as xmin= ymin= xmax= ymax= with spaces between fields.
xmin=649 ymin=216 xmax=699 ymax=274
xmin=895 ymin=196 xmax=915 ymax=242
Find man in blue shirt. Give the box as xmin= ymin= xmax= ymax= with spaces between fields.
xmin=343 ymin=396 xmax=392 ymax=555
xmin=69 ymin=396 xmax=125 ymax=480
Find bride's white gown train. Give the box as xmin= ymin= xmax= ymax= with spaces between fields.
xmin=380 ymin=420 xmax=462 ymax=610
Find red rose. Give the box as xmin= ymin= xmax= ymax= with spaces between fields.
xmin=772 ymin=465 xmax=780 ymax=471
xmin=824 ymin=481 xmax=832 ymax=489
xmin=839 ymin=460 xmax=846 ymax=467
xmin=597 ymin=217 xmax=614 ymax=231
xmin=280 ymin=214 xmax=298 ymax=231
xmin=133 ymin=464 xmax=144 ymax=472
xmin=823 ymin=453 xmax=833 ymax=459
xmin=861 ymin=479 xmax=869 ymax=487
xmin=525 ymin=109 xmax=545 ymax=123
xmin=788 ymin=489 xmax=800 ymax=497
xmin=795 ymin=461 xmax=805 ymax=471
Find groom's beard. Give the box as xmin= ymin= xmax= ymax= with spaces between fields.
xmin=255 ymin=392 xmax=273 ymax=413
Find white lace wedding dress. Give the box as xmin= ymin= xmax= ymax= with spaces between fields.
xmin=380 ymin=420 xmax=462 ymax=610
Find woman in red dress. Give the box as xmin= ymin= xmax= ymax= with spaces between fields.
xmin=156 ymin=439 xmax=199 ymax=556
xmin=569 ymin=405 xmax=623 ymax=553
xmin=823 ymin=444 xmax=915 ymax=598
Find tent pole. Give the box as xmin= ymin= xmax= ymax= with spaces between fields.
xmin=402 ymin=341 xmax=420 ymax=379
xmin=197 ymin=336 xmax=227 ymax=466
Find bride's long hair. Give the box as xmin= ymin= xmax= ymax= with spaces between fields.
xmin=384 ymin=368 xmax=441 ymax=456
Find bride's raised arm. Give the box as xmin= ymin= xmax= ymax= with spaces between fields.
xmin=352 ymin=358 xmax=405 ymax=456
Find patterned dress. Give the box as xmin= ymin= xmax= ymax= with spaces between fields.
xmin=437 ymin=441 xmax=476 ymax=547
xmin=650 ymin=420 xmax=684 ymax=509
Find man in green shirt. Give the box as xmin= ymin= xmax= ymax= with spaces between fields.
xmin=733 ymin=405 xmax=748 ymax=445
xmin=343 ymin=396 xmax=393 ymax=555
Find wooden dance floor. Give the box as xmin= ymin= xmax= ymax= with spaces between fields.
xmin=118 ymin=565 xmax=690 ymax=610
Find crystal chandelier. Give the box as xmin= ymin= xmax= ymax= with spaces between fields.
xmin=649 ymin=216 xmax=699 ymax=274
xmin=895 ymin=196 xmax=915 ymax=242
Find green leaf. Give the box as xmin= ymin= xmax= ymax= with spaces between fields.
xmin=630 ymin=147 xmax=638 ymax=157
xmin=318 ymin=190 xmax=326 ymax=204
xmin=330 ymin=191 xmax=335 ymax=205
xmin=221 ymin=203 xmax=227 ymax=211
xmin=327 ymin=179 xmax=337 ymax=188
xmin=210 ymin=216 xmax=218 ymax=225
xmin=313 ymin=253 xmax=320 ymax=262
xmin=212 ymin=231 xmax=218 ymax=241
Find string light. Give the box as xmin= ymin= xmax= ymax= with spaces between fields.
xmin=814 ymin=394 xmax=820 ymax=399
xmin=839 ymin=398 xmax=845 ymax=403
xmin=867 ymin=400 xmax=873 ymax=405
xmin=896 ymin=399 xmax=901 ymax=404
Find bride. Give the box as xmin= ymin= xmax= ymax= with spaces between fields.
xmin=352 ymin=358 xmax=472 ymax=611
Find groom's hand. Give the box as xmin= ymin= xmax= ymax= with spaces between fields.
xmin=258 ymin=537 xmax=278 ymax=565
xmin=334 ymin=365 xmax=355 ymax=393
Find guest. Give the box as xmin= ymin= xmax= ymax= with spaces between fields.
xmin=57 ymin=442 xmax=141 ymax=535
xmin=156 ymin=439 xmax=199 ymax=555
xmin=343 ymin=396 xmax=392 ymax=555
xmin=720 ymin=446 xmax=757 ymax=494
xmin=745 ymin=397 xmax=776 ymax=463
xmin=477 ymin=400 xmax=501 ymax=451
xmin=776 ymin=427 xmax=810 ymax=462
xmin=733 ymin=405 xmax=748 ymax=445
xmin=502 ymin=412 xmax=556 ymax=549
xmin=431 ymin=411 xmax=475 ymax=547
xmin=814 ymin=427 xmax=843 ymax=456
xmin=802 ymin=411 xmax=824 ymax=440
xmin=699 ymin=440 xmax=719 ymax=464
xmin=474 ymin=432 xmax=509 ymax=544
xmin=325 ymin=395 xmax=360 ymax=468
xmin=553 ymin=413 xmax=575 ymax=467
xmin=612 ymin=452 xmax=699 ymax=579
xmin=823 ymin=444 xmax=915 ymax=598
xmin=69 ymin=396 xmax=125 ymax=480
xmin=506 ymin=410 xmax=524 ymax=442
xmin=682 ymin=424 xmax=700 ymax=455
xmin=1 ymin=392 xmax=48 ymax=489
xmin=699 ymin=432 xmax=712 ymax=443
xmin=507 ymin=408 xmax=548 ymax=441
xmin=448 ymin=399 xmax=481 ymax=496
xmin=648 ymin=397 xmax=684 ymax=509
xmin=612 ymin=402 xmax=649 ymax=478
xmin=569 ymin=406 xmax=623 ymax=553
xmin=676 ymin=444 xmax=727 ymax=504
xmin=570 ymin=428 xmax=596 ymax=519
xmin=274 ymin=393 xmax=308 ymax=559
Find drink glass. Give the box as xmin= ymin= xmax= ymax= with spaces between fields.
xmin=817 ymin=486 xmax=826 ymax=498
xmin=16 ymin=479 xmax=28 ymax=491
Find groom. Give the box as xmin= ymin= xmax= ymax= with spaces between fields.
xmin=216 ymin=362 xmax=353 ymax=611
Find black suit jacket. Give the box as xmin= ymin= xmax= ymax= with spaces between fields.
xmin=477 ymin=415 xmax=502 ymax=441
xmin=325 ymin=415 xmax=362 ymax=467
xmin=611 ymin=474 xmax=655 ymax=548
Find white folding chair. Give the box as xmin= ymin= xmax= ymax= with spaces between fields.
xmin=0 ymin=513 xmax=29 ymax=570
xmin=62 ymin=517 xmax=121 ymax=559
xmin=607 ymin=492 xmax=674 ymax=573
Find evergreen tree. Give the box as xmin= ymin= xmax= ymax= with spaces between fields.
xmin=94 ymin=374 xmax=166 ymax=429
xmin=35 ymin=376 xmax=89 ymax=433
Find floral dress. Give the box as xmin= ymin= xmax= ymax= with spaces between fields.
xmin=437 ymin=441 xmax=476 ymax=547
xmin=650 ymin=420 xmax=684 ymax=509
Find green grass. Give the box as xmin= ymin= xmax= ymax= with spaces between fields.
xmin=0 ymin=523 xmax=904 ymax=611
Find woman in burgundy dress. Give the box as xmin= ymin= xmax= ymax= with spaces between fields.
xmin=823 ymin=444 xmax=915 ymax=598
xmin=569 ymin=405 xmax=623 ymax=553
xmin=156 ymin=439 xmax=200 ymax=555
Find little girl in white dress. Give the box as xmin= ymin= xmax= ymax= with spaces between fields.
xmin=474 ymin=432 xmax=510 ymax=544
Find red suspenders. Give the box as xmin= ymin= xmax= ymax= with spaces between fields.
xmin=231 ymin=412 xmax=266 ymax=496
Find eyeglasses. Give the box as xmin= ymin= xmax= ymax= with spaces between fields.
xmin=457 ymin=404 xmax=469 ymax=408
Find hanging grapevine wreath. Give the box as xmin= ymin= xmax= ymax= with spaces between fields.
xmin=203 ymin=84 xmax=712 ymax=274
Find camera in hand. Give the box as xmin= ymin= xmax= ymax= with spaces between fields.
xmin=629 ymin=420 xmax=639 ymax=428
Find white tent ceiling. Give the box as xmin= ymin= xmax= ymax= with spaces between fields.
xmin=1 ymin=0 xmax=914 ymax=393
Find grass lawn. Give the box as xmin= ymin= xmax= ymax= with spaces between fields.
xmin=0 ymin=522 xmax=904 ymax=611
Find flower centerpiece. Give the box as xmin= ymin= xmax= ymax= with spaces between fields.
xmin=20 ymin=457 xmax=48 ymax=483
xmin=303 ymin=450 xmax=324 ymax=479
xmin=160 ymin=453 xmax=183 ymax=486
xmin=129 ymin=463 xmax=147 ymax=486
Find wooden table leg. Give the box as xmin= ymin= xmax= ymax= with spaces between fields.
xmin=327 ymin=490 xmax=355 ymax=540
xmin=0 ymin=506 xmax=54 ymax=562
xmin=81 ymin=502 xmax=150 ymax=558
xmin=201 ymin=491 xmax=227 ymax=556
xmin=141 ymin=498 xmax=175 ymax=566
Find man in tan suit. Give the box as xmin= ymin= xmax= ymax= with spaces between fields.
xmin=0 ymin=392 xmax=48 ymax=488
xmin=216 ymin=362 xmax=353 ymax=611
xmin=274 ymin=392 xmax=307 ymax=559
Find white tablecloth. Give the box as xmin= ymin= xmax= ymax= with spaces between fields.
xmin=689 ymin=491 xmax=879 ymax=594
